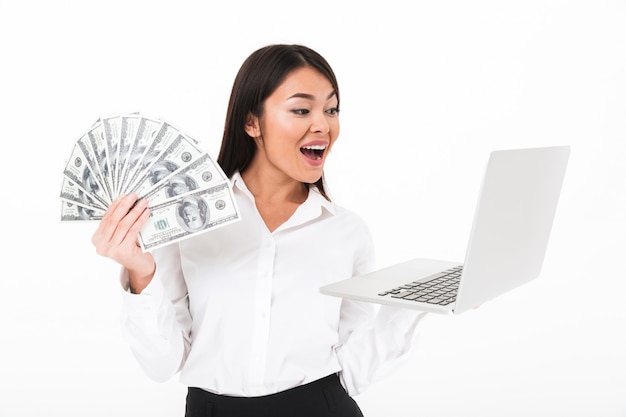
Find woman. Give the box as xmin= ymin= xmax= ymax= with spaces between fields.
xmin=92 ymin=44 xmax=427 ymax=417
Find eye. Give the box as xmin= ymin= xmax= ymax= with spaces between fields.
xmin=292 ymin=109 xmax=310 ymax=115
xmin=326 ymin=107 xmax=340 ymax=116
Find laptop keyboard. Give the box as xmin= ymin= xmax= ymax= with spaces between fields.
xmin=377 ymin=266 xmax=463 ymax=306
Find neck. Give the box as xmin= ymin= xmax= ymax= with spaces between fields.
xmin=241 ymin=167 xmax=308 ymax=205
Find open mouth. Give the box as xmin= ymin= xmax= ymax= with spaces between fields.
xmin=300 ymin=144 xmax=327 ymax=160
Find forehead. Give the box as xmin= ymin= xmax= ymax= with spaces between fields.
xmin=271 ymin=66 xmax=335 ymax=100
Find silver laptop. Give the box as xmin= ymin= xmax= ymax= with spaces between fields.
xmin=320 ymin=146 xmax=570 ymax=314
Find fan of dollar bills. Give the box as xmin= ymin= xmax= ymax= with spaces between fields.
xmin=60 ymin=113 xmax=240 ymax=252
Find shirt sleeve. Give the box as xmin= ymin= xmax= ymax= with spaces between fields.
xmin=334 ymin=225 xmax=429 ymax=396
xmin=119 ymin=243 xmax=192 ymax=382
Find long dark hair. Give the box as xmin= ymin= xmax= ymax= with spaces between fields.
xmin=217 ymin=44 xmax=340 ymax=200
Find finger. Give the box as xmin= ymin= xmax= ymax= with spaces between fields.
xmin=94 ymin=194 xmax=136 ymax=241
xmin=109 ymin=198 xmax=149 ymax=249
xmin=92 ymin=194 xmax=137 ymax=249
xmin=103 ymin=193 xmax=140 ymax=225
xmin=129 ymin=207 xmax=151 ymax=249
xmin=120 ymin=201 xmax=150 ymax=247
xmin=112 ymin=206 xmax=151 ymax=266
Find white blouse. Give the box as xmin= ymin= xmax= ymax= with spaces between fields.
xmin=120 ymin=172 xmax=427 ymax=397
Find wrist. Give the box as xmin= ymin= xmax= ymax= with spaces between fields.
xmin=127 ymin=257 xmax=156 ymax=294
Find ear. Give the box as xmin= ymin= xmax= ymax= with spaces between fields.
xmin=244 ymin=113 xmax=261 ymax=138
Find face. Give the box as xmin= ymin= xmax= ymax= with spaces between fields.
xmin=168 ymin=176 xmax=193 ymax=196
xmin=246 ymin=66 xmax=340 ymax=185
xmin=182 ymin=204 xmax=203 ymax=229
xmin=150 ymin=161 xmax=177 ymax=184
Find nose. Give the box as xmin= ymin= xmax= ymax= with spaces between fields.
xmin=310 ymin=111 xmax=330 ymax=135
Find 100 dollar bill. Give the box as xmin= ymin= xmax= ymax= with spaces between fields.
xmin=141 ymin=153 xmax=226 ymax=205
xmin=138 ymin=182 xmax=240 ymax=251
xmin=61 ymin=199 xmax=106 ymax=221
xmin=129 ymin=133 xmax=207 ymax=198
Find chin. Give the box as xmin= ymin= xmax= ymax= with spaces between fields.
xmin=299 ymin=171 xmax=324 ymax=185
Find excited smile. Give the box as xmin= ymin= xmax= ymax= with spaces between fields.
xmin=300 ymin=144 xmax=327 ymax=161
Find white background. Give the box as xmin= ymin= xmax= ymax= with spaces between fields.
xmin=1 ymin=1 xmax=625 ymax=416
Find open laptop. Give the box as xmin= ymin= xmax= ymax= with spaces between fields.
xmin=320 ymin=146 xmax=570 ymax=314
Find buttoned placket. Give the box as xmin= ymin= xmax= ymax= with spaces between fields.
xmin=232 ymin=175 xmax=332 ymax=395
xmin=247 ymin=231 xmax=276 ymax=395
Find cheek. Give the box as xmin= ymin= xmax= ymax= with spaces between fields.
xmin=330 ymin=120 xmax=340 ymax=144
xmin=262 ymin=115 xmax=301 ymax=145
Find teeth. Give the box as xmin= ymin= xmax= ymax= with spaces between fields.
xmin=301 ymin=145 xmax=326 ymax=150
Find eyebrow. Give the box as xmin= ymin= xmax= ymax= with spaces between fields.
xmin=288 ymin=91 xmax=337 ymax=101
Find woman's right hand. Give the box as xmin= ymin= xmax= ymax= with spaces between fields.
xmin=91 ymin=193 xmax=156 ymax=293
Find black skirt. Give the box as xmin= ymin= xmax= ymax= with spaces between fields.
xmin=185 ymin=374 xmax=364 ymax=417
